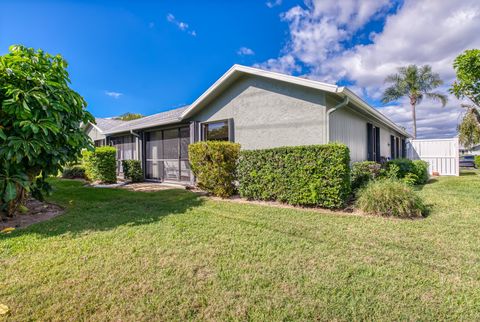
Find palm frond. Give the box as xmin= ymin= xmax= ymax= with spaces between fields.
xmin=425 ymin=92 xmax=448 ymax=107
xmin=381 ymin=85 xmax=405 ymax=103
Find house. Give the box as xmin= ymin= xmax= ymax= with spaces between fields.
xmin=87 ymin=64 xmax=411 ymax=183
xmin=84 ymin=118 xmax=126 ymax=147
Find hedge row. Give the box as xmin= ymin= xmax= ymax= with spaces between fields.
xmin=82 ymin=146 xmax=117 ymax=183
xmin=237 ymin=144 xmax=351 ymax=208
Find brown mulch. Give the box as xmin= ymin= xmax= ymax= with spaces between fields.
xmin=0 ymin=199 xmax=64 ymax=230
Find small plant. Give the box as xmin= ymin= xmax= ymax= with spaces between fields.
xmin=402 ymin=172 xmax=419 ymax=186
xmin=356 ymin=179 xmax=428 ymax=218
xmin=61 ymin=165 xmax=86 ymax=179
xmin=351 ymin=161 xmax=383 ymax=190
xmin=122 ymin=160 xmax=143 ymax=182
xmin=82 ymin=147 xmax=117 ymax=183
xmin=412 ymin=160 xmax=429 ymax=184
xmin=475 ymin=156 xmax=480 ymax=168
xmin=189 ymin=141 xmax=241 ymax=197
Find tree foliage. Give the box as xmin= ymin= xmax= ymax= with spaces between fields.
xmin=115 ymin=112 xmax=144 ymax=121
xmin=451 ymin=49 xmax=480 ymax=148
xmin=0 ymin=45 xmax=94 ymax=216
xmin=382 ymin=64 xmax=447 ymax=138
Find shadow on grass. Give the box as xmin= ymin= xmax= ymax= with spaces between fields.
xmin=0 ymin=179 xmax=204 ymax=240
xmin=460 ymin=170 xmax=478 ymax=176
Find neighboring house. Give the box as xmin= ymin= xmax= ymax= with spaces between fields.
xmin=459 ymin=143 xmax=480 ymax=156
xmin=88 ymin=64 xmax=411 ymax=183
xmin=85 ymin=118 xmax=126 ymax=147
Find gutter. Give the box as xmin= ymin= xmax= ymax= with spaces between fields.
xmin=130 ymin=129 xmax=140 ymax=138
xmin=325 ymin=96 xmax=349 ymax=142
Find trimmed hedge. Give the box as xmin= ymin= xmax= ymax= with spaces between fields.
xmin=82 ymin=146 xmax=117 ymax=183
xmin=189 ymin=141 xmax=241 ymax=197
xmin=351 ymin=161 xmax=383 ymax=191
xmin=237 ymin=144 xmax=351 ymax=208
xmin=122 ymin=160 xmax=143 ymax=182
xmin=61 ymin=165 xmax=86 ymax=179
xmin=475 ymin=155 xmax=480 ymax=168
xmin=356 ymin=178 xmax=428 ymax=218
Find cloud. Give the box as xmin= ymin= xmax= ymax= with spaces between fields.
xmin=105 ymin=91 xmax=123 ymax=99
xmin=166 ymin=13 xmax=197 ymax=36
xmin=266 ymin=0 xmax=282 ymax=8
xmin=237 ymin=47 xmax=255 ymax=56
xmin=256 ymin=0 xmax=480 ymax=138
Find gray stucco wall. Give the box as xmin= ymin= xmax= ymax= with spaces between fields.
xmin=189 ymin=75 xmax=327 ymax=150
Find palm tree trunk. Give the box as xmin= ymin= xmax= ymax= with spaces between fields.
xmin=411 ymin=101 xmax=417 ymax=139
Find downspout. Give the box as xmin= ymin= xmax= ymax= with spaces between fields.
xmin=325 ymin=96 xmax=349 ymax=143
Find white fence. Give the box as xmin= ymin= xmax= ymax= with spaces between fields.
xmin=407 ymin=138 xmax=459 ymax=176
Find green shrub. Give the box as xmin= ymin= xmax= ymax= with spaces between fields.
xmin=356 ymin=179 xmax=427 ymax=218
xmin=475 ymin=155 xmax=480 ymax=168
xmin=385 ymin=158 xmax=429 ymax=185
xmin=402 ymin=172 xmax=419 ymax=186
xmin=351 ymin=161 xmax=382 ymax=190
xmin=82 ymin=147 xmax=117 ymax=183
xmin=412 ymin=160 xmax=429 ymax=184
xmin=237 ymin=144 xmax=351 ymax=208
xmin=61 ymin=165 xmax=86 ymax=179
xmin=385 ymin=158 xmax=414 ymax=178
xmin=122 ymin=160 xmax=143 ymax=182
xmin=189 ymin=141 xmax=241 ymax=197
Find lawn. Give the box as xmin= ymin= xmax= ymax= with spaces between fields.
xmin=1 ymin=173 xmax=480 ymax=321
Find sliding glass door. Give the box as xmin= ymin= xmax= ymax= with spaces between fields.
xmin=145 ymin=126 xmax=191 ymax=182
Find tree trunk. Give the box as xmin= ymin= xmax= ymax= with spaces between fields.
xmin=411 ymin=100 xmax=417 ymax=139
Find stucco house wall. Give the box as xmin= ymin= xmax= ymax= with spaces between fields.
xmin=190 ymin=75 xmax=327 ymax=150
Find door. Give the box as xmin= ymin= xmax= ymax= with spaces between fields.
xmin=145 ymin=126 xmax=191 ymax=181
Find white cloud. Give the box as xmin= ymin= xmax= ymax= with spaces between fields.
xmin=266 ymin=0 xmax=282 ymax=8
xmin=166 ymin=13 xmax=197 ymax=36
xmin=105 ymin=91 xmax=123 ymax=99
xmin=256 ymin=0 xmax=480 ymax=138
xmin=237 ymin=47 xmax=255 ymax=56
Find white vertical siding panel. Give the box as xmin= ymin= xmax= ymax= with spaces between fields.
xmin=329 ymin=107 xmax=367 ymax=162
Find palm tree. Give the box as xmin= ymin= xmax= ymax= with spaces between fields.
xmin=382 ymin=65 xmax=447 ymax=138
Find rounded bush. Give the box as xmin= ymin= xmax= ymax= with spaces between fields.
xmin=61 ymin=165 xmax=86 ymax=179
xmin=356 ymin=179 xmax=427 ymax=218
xmin=351 ymin=161 xmax=383 ymax=190
xmin=412 ymin=160 xmax=429 ymax=184
xmin=82 ymin=147 xmax=117 ymax=184
xmin=189 ymin=141 xmax=240 ymax=197
xmin=122 ymin=160 xmax=143 ymax=182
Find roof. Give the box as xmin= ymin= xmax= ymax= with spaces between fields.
xmin=89 ymin=118 xmax=126 ymax=133
xmin=181 ymin=65 xmax=411 ymax=137
xmin=98 ymin=64 xmax=410 ymax=138
xmin=104 ymin=106 xmax=188 ymax=135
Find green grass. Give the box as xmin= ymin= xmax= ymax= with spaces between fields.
xmin=1 ymin=173 xmax=480 ymax=321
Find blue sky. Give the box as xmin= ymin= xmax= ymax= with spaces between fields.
xmin=1 ymin=0 xmax=479 ymax=138
xmin=0 ymin=0 xmax=299 ymax=117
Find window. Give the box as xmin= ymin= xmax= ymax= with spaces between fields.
xmin=202 ymin=120 xmax=229 ymax=141
xmin=390 ymin=135 xmax=395 ymax=159
xmin=94 ymin=139 xmax=105 ymax=147
xmin=401 ymin=139 xmax=407 ymax=158
xmin=395 ymin=137 xmax=400 ymax=159
xmin=367 ymin=123 xmax=381 ymax=162
xmin=390 ymin=135 xmax=402 ymax=159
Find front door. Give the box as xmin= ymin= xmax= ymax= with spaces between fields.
xmin=145 ymin=126 xmax=191 ymax=182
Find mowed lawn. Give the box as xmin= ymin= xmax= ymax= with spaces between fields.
xmin=1 ymin=173 xmax=480 ymax=321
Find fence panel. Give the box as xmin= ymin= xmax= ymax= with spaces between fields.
xmin=407 ymin=138 xmax=459 ymax=176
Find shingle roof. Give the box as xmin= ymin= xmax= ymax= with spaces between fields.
xmin=93 ymin=118 xmax=126 ymax=132
xmin=104 ymin=106 xmax=188 ymax=135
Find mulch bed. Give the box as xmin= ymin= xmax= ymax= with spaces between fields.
xmin=0 ymin=199 xmax=64 ymax=230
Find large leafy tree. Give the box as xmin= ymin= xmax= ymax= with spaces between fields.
xmin=115 ymin=112 xmax=144 ymax=121
xmin=382 ymin=65 xmax=447 ymax=138
xmin=0 ymin=45 xmax=94 ymax=216
xmin=450 ymin=49 xmax=480 ymax=148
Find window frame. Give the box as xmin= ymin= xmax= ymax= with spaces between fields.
xmin=201 ymin=119 xmax=231 ymax=142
